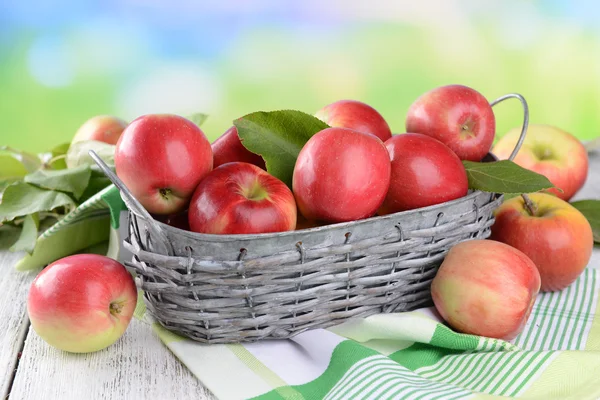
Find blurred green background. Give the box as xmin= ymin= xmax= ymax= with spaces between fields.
xmin=1 ymin=0 xmax=599 ymax=153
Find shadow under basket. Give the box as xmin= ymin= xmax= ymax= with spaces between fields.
xmin=122 ymin=185 xmax=503 ymax=344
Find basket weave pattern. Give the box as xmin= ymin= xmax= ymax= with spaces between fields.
xmin=124 ymin=190 xmax=503 ymax=344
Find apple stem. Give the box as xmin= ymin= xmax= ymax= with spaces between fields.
xmin=521 ymin=194 xmax=537 ymax=216
xmin=110 ymin=302 xmax=123 ymax=316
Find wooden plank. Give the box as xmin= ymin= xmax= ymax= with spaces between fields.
xmin=9 ymin=318 xmax=216 ymax=399
xmin=0 ymin=251 xmax=34 ymax=399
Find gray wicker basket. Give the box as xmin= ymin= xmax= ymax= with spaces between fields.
xmin=91 ymin=93 xmax=528 ymax=344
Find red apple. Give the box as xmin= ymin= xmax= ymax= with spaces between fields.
xmin=115 ymin=114 xmax=213 ymax=215
xmin=490 ymin=193 xmax=594 ymax=292
xmin=378 ymin=133 xmax=468 ymax=215
xmin=315 ymin=100 xmax=392 ymax=142
xmin=492 ymin=124 xmax=588 ymax=201
xmin=292 ymin=127 xmax=391 ymax=223
xmin=27 ymin=254 xmax=138 ymax=353
xmin=153 ymin=209 xmax=190 ymax=231
xmin=212 ymin=126 xmax=266 ymax=169
xmin=72 ymin=115 xmax=128 ymax=145
xmin=188 ymin=162 xmax=296 ymax=234
xmin=431 ymin=239 xmax=541 ymax=340
xmin=405 ymin=84 xmax=496 ymax=161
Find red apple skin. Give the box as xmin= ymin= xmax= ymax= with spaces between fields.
xmin=490 ymin=193 xmax=594 ymax=292
xmin=492 ymin=124 xmax=588 ymax=201
xmin=115 ymin=114 xmax=213 ymax=215
xmin=188 ymin=162 xmax=297 ymax=234
xmin=431 ymin=239 xmax=541 ymax=340
xmin=292 ymin=127 xmax=391 ymax=223
xmin=315 ymin=100 xmax=392 ymax=142
xmin=212 ymin=126 xmax=266 ymax=170
xmin=378 ymin=133 xmax=469 ymax=215
xmin=405 ymin=84 xmax=496 ymax=161
xmin=27 ymin=254 xmax=138 ymax=353
xmin=72 ymin=115 xmax=128 ymax=145
xmin=153 ymin=209 xmax=190 ymax=231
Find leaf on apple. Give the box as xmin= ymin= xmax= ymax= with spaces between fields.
xmin=571 ymin=200 xmax=600 ymax=244
xmin=9 ymin=213 xmax=40 ymax=254
xmin=187 ymin=113 xmax=209 ymax=128
xmin=462 ymin=160 xmax=554 ymax=195
xmin=234 ymin=110 xmax=329 ymax=187
xmin=25 ymin=164 xmax=92 ymax=200
xmin=0 ymin=183 xmax=75 ymax=223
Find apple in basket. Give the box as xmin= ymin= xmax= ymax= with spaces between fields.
xmin=292 ymin=127 xmax=391 ymax=223
xmin=27 ymin=254 xmax=138 ymax=353
xmin=492 ymin=124 xmax=589 ymax=201
xmin=490 ymin=193 xmax=594 ymax=292
xmin=71 ymin=115 xmax=128 ymax=145
xmin=431 ymin=239 xmax=541 ymax=340
xmin=188 ymin=162 xmax=297 ymax=234
xmin=314 ymin=99 xmax=393 ymax=142
xmin=115 ymin=114 xmax=213 ymax=215
xmin=378 ymin=133 xmax=468 ymax=214
xmin=211 ymin=125 xmax=266 ymax=170
xmin=405 ymin=84 xmax=496 ymax=161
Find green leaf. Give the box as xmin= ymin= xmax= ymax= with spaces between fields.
xmin=24 ymin=164 xmax=91 ymax=200
xmin=49 ymin=142 xmax=70 ymax=170
xmin=10 ymin=213 xmax=39 ymax=254
xmin=187 ymin=113 xmax=208 ymax=127
xmin=0 ymin=183 xmax=75 ymax=223
xmin=571 ymin=200 xmax=600 ymax=243
xmin=65 ymin=140 xmax=115 ymax=169
xmin=0 ymin=155 xmax=28 ymax=179
xmin=0 ymin=146 xmax=42 ymax=173
xmin=462 ymin=160 xmax=555 ymax=194
xmin=234 ymin=110 xmax=330 ymax=187
xmin=0 ymin=224 xmax=21 ymax=250
xmin=79 ymin=176 xmax=112 ymax=203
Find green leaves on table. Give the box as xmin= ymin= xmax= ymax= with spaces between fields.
xmin=234 ymin=110 xmax=329 ymax=187
xmin=571 ymin=200 xmax=600 ymax=244
xmin=462 ymin=160 xmax=555 ymax=195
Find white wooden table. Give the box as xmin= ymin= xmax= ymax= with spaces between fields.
xmin=1 ymin=152 xmax=598 ymax=400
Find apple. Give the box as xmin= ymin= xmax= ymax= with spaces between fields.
xmin=431 ymin=239 xmax=541 ymax=340
xmin=212 ymin=126 xmax=266 ymax=169
xmin=27 ymin=254 xmax=138 ymax=353
xmin=490 ymin=192 xmax=594 ymax=292
xmin=378 ymin=133 xmax=468 ymax=215
xmin=315 ymin=100 xmax=392 ymax=142
xmin=492 ymin=124 xmax=589 ymax=201
xmin=188 ymin=162 xmax=297 ymax=234
xmin=115 ymin=114 xmax=213 ymax=215
xmin=72 ymin=115 xmax=128 ymax=145
xmin=153 ymin=209 xmax=190 ymax=231
xmin=292 ymin=127 xmax=391 ymax=223
xmin=405 ymin=84 xmax=496 ymax=161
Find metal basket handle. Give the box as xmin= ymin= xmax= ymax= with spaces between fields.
xmin=489 ymin=93 xmax=529 ymax=161
xmin=88 ymin=150 xmax=172 ymax=256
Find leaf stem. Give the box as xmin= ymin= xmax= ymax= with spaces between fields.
xmin=521 ymin=194 xmax=537 ymax=216
xmin=45 ymin=154 xmax=67 ymax=168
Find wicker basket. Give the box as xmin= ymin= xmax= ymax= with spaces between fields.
xmin=91 ymin=93 xmax=529 ymax=344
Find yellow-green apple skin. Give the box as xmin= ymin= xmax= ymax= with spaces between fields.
xmin=492 ymin=124 xmax=588 ymax=201
xmin=431 ymin=239 xmax=541 ymax=340
xmin=27 ymin=254 xmax=138 ymax=353
xmin=490 ymin=193 xmax=594 ymax=292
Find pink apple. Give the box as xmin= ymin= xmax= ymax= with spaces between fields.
xmin=431 ymin=239 xmax=541 ymax=340
xmin=115 ymin=114 xmax=213 ymax=215
xmin=292 ymin=127 xmax=391 ymax=223
xmin=315 ymin=100 xmax=392 ymax=142
xmin=72 ymin=115 xmax=128 ymax=145
xmin=212 ymin=126 xmax=266 ymax=169
xmin=27 ymin=254 xmax=138 ymax=353
xmin=492 ymin=124 xmax=589 ymax=201
xmin=490 ymin=193 xmax=594 ymax=292
xmin=405 ymin=84 xmax=496 ymax=161
xmin=188 ymin=162 xmax=297 ymax=234
xmin=378 ymin=133 xmax=468 ymax=215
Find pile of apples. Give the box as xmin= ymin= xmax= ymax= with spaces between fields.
xmin=26 ymin=83 xmax=594 ymax=354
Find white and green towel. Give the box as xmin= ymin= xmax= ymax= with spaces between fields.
xmin=17 ymin=185 xmax=600 ymax=400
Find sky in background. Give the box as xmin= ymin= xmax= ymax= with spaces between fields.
xmin=1 ymin=0 xmax=600 ymax=152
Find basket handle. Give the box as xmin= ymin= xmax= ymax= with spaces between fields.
xmin=489 ymin=93 xmax=529 ymax=161
xmin=88 ymin=150 xmax=173 ymax=255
